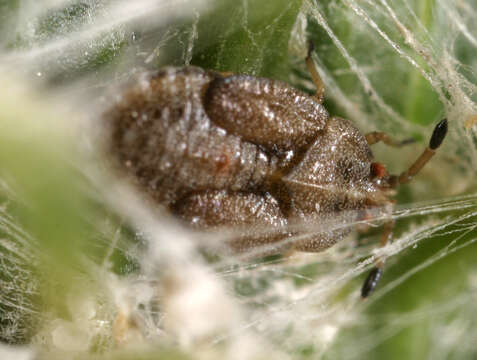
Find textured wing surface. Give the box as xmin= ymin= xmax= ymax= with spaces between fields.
xmin=204 ymin=75 xmax=329 ymax=153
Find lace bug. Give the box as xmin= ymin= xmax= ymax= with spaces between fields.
xmin=106 ymin=44 xmax=447 ymax=297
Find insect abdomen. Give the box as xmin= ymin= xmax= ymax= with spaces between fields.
xmin=107 ymin=67 xmax=277 ymax=206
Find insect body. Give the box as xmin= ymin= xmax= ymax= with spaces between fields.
xmin=106 ymin=49 xmax=447 ymax=297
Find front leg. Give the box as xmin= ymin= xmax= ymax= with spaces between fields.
xmin=306 ymin=41 xmax=325 ymax=104
xmin=361 ymin=219 xmax=395 ymax=298
xmin=365 ymin=131 xmax=415 ymax=147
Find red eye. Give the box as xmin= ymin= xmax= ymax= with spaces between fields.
xmin=371 ymin=162 xmax=387 ymax=178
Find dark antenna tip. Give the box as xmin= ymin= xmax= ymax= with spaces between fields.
xmin=361 ymin=267 xmax=383 ymax=298
xmin=429 ymin=118 xmax=448 ymax=150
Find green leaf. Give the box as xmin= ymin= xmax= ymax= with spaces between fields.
xmin=191 ymin=0 xmax=303 ymax=80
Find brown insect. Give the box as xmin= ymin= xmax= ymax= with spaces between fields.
xmin=106 ymin=44 xmax=448 ymax=297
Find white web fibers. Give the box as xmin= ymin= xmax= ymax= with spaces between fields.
xmin=0 ymin=179 xmax=40 ymax=343
xmin=0 ymin=0 xmax=477 ymax=358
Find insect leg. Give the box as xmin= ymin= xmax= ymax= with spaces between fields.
xmin=306 ymin=41 xmax=325 ymax=104
xmin=365 ymin=132 xmax=415 ymax=147
xmin=391 ymin=119 xmax=448 ymax=186
xmin=361 ymin=219 xmax=395 ymax=298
